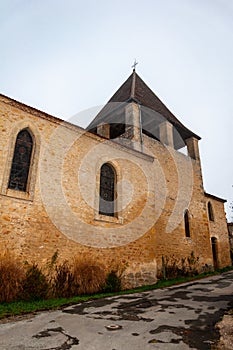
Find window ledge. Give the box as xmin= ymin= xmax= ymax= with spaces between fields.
xmin=94 ymin=213 xmax=123 ymax=224
xmin=1 ymin=188 xmax=33 ymax=201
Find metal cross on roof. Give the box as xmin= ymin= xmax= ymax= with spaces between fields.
xmin=132 ymin=59 xmax=138 ymax=71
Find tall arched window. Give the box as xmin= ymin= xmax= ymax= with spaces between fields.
xmin=184 ymin=210 xmax=190 ymax=237
xmin=208 ymin=202 xmax=214 ymax=221
xmin=8 ymin=129 xmax=33 ymax=191
xmin=99 ymin=163 xmax=116 ymax=217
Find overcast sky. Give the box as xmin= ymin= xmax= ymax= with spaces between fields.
xmin=0 ymin=0 xmax=232 ymax=220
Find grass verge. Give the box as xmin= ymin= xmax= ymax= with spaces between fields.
xmin=0 ymin=265 xmax=232 ymax=320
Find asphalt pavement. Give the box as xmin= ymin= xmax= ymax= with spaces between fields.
xmin=0 ymin=271 xmax=233 ymax=350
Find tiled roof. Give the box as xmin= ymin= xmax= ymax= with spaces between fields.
xmin=204 ymin=192 xmax=227 ymax=203
xmin=87 ymin=70 xmax=200 ymax=142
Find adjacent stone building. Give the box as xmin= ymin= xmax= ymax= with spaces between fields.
xmin=228 ymin=222 xmax=233 ymax=263
xmin=0 ymin=69 xmax=231 ymax=287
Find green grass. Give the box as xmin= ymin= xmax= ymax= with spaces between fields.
xmin=0 ymin=265 xmax=232 ymax=320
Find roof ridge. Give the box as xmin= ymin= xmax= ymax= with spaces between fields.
xmin=130 ymin=70 xmax=136 ymax=99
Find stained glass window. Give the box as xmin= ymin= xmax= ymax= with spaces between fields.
xmin=8 ymin=129 xmax=33 ymax=191
xmin=99 ymin=163 xmax=115 ymax=216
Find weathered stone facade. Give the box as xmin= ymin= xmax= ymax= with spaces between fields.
xmin=0 ymin=71 xmax=231 ymax=288
xmin=205 ymin=193 xmax=231 ymax=268
xmin=228 ymin=222 xmax=233 ymax=263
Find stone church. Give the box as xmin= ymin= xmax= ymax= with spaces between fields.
xmin=0 ymin=69 xmax=231 ymax=287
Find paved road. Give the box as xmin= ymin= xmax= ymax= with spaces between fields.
xmin=0 ymin=271 xmax=233 ymax=350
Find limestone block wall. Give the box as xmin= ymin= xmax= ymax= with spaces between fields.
xmin=228 ymin=223 xmax=233 ymax=264
xmin=143 ymin=134 xmax=214 ymax=272
xmin=228 ymin=223 xmax=233 ymax=250
xmin=0 ymin=94 xmax=231 ymax=289
xmin=205 ymin=195 xmax=231 ymax=268
xmin=0 ymin=96 xmax=158 ymax=287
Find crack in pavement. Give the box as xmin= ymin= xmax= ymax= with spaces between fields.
xmin=32 ymin=326 xmax=79 ymax=350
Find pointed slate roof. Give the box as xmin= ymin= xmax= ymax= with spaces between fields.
xmin=87 ymin=70 xmax=200 ymax=143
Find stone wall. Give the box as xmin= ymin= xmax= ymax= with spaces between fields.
xmin=206 ymin=194 xmax=232 ymax=268
xmin=0 ymin=95 xmax=231 ymax=288
xmin=0 ymin=96 xmax=158 ymax=287
xmin=228 ymin=223 xmax=233 ymax=264
xmin=143 ymin=134 xmax=214 ymax=272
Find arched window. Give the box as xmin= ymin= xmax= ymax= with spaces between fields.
xmin=99 ymin=163 xmax=116 ymax=217
xmin=184 ymin=210 xmax=190 ymax=237
xmin=208 ymin=202 xmax=214 ymax=221
xmin=8 ymin=129 xmax=33 ymax=191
